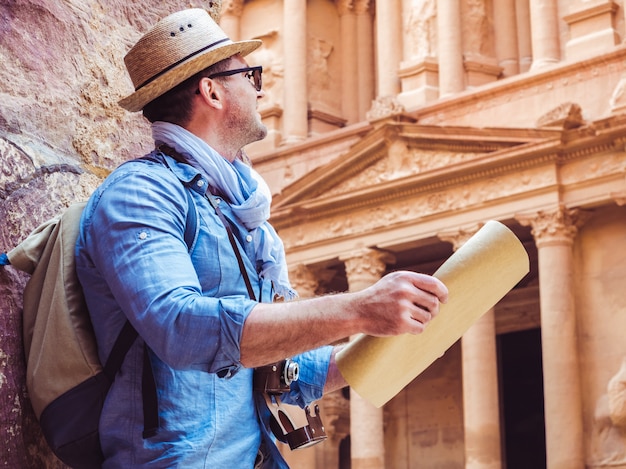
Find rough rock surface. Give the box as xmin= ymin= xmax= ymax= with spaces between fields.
xmin=0 ymin=1 xmax=221 ymax=466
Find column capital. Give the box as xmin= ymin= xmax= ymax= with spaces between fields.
xmin=516 ymin=205 xmax=591 ymax=247
xmin=336 ymin=0 xmax=354 ymax=16
xmin=437 ymin=223 xmax=484 ymax=251
xmin=354 ymin=0 xmax=373 ymax=15
xmin=221 ymin=0 xmax=244 ymax=17
xmin=288 ymin=263 xmax=319 ymax=297
xmin=289 ymin=263 xmax=339 ymax=297
xmin=340 ymin=248 xmax=395 ymax=285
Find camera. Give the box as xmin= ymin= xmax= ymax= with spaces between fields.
xmin=253 ymin=359 xmax=299 ymax=394
xmin=253 ymin=359 xmax=327 ymax=450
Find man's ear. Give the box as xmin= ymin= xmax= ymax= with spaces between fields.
xmin=198 ymin=77 xmax=223 ymax=110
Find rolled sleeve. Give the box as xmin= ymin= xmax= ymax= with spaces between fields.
xmin=283 ymin=346 xmax=333 ymax=407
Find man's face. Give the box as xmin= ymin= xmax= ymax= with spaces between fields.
xmin=220 ymin=55 xmax=268 ymax=147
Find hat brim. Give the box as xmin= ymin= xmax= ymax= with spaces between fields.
xmin=118 ymin=39 xmax=261 ymax=112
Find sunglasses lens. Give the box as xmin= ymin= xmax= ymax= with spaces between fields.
xmin=254 ymin=69 xmax=262 ymax=91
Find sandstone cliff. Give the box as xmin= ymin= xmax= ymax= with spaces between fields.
xmin=0 ymin=2 xmax=220 ymax=466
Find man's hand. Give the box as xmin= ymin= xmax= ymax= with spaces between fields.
xmin=351 ymin=271 xmax=448 ymax=336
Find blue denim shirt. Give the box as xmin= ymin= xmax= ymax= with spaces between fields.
xmin=75 ymin=152 xmax=332 ymax=468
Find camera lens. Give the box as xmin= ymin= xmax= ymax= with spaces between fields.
xmin=283 ymin=359 xmax=300 ymax=385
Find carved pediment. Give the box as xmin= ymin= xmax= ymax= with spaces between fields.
xmin=271 ymin=121 xmax=559 ymax=214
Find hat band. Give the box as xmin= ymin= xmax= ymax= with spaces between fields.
xmin=134 ymin=37 xmax=230 ymax=91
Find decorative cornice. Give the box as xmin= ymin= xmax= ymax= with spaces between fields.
xmin=411 ymin=47 xmax=626 ymax=124
xmin=271 ymin=139 xmax=561 ymax=227
xmin=272 ymin=121 xmax=559 ymax=211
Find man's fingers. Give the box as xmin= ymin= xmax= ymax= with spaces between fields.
xmin=405 ymin=272 xmax=449 ymax=304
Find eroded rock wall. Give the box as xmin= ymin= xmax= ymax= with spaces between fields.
xmin=0 ymin=1 xmax=220 ymax=466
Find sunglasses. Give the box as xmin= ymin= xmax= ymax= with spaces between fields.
xmin=207 ymin=66 xmax=263 ymax=92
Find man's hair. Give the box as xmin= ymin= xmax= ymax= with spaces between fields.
xmin=142 ymin=57 xmax=234 ymax=125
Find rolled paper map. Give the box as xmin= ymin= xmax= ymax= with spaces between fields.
xmin=335 ymin=220 xmax=530 ymax=408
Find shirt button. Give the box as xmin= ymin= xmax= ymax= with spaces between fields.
xmin=197 ymin=180 xmax=205 ymax=188
xmin=246 ymin=234 xmax=253 ymax=243
xmin=139 ymin=231 xmax=148 ymax=240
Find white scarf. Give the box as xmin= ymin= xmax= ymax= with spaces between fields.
xmin=152 ymin=121 xmax=297 ymax=301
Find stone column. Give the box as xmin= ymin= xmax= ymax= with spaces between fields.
xmin=338 ymin=0 xmax=359 ymax=125
xmin=437 ymin=0 xmax=465 ymax=96
xmin=462 ymin=309 xmax=501 ymax=469
xmin=355 ymin=1 xmax=375 ymax=120
xmin=439 ymin=226 xmax=502 ymax=469
xmin=282 ymin=0 xmax=308 ymax=143
xmin=374 ymin=0 xmax=402 ymax=98
xmin=493 ymin=0 xmax=520 ymax=77
xmin=528 ymin=0 xmax=561 ymax=69
xmin=340 ymin=249 xmax=395 ymax=469
xmin=219 ymin=0 xmax=244 ymax=40
xmin=515 ymin=0 xmax=533 ymax=72
xmin=517 ymin=206 xmax=590 ymax=469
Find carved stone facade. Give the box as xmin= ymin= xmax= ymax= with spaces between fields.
xmin=1 ymin=1 xmax=626 ymax=468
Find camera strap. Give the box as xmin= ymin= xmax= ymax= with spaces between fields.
xmin=204 ymin=193 xmax=257 ymax=301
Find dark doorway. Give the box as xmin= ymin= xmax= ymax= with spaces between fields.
xmin=498 ymin=328 xmax=546 ymax=469
xmin=339 ymin=435 xmax=351 ymax=469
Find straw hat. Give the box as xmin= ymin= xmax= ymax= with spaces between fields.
xmin=119 ymin=8 xmax=261 ymax=112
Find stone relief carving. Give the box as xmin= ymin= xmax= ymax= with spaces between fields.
xmin=248 ymin=30 xmax=283 ymax=110
xmin=366 ymin=96 xmax=406 ymax=121
xmin=404 ymin=0 xmax=437 ymax=62
xmin=462 ymin=0 xmax=492 ymax=59
xmin=308 ymin=36 xmax=334 ymax=103
xmin=610 ymin=74 xmax=626 ymax=114
xmin=536 ymin=102 xmax=584 ymax=129
xmin=591 ymin=358 xmax=626 ymax=466
xmin=324 ymin=148 xmax=492 ymax=198
xmin=609 ymin=359 xmax=626 ymax=429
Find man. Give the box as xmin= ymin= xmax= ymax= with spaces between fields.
xmin=75 ymin=8 xmax=448 ymax=468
